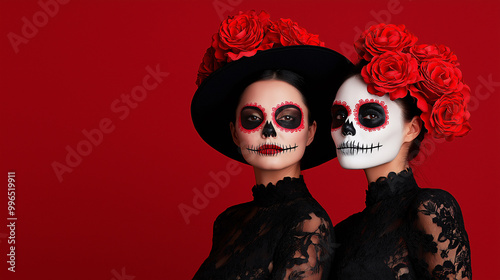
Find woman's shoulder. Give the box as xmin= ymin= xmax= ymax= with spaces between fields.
xmin=288 ymin=194 xmax=334 ymax=222
xmin=413 ymin=187 xmax=462 ymax=211
xmin=213 ymin=201 xmax=254 ymax=223
xmin=410 ymin=187 xmax=467 ymax=231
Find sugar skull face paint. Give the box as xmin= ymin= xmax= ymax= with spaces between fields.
xmin=354 ymin=99 xmax=389 ymax=132
xmin=239 ymin=103 xmax=267 ymax=133
xmin=272 ymin=101 xmax=305 ymax=133
xmin=331 ymin=75 xmax=406 ymax=169
xmin=232 ymin=80 xmax=314 ymax=171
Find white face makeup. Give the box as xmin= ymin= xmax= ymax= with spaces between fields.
xmin=331 ymin=75 xmax=405 ymax=169
xmin=232 ymin=80 xmax=314 ymax=171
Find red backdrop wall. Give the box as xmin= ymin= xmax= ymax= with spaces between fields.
xmin=1 ymin=0 xmax=499 ymax=279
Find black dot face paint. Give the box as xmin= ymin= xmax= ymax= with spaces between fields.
xmin=354 ymin=99 xmax=389 ymax=131
xmin=239 ymin=103 xmax=266 ymax=133
xmin=331 ymin=100 xmax=351 ymax=131
xmin=272 ymin=101 xmax=304 ymax=133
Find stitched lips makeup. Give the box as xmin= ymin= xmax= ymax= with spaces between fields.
xmin=247 ymin=143 xmax=298 ymax=156
xmin=337 ymin=141 xmax=382 ymax=155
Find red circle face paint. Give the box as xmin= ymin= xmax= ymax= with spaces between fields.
xmin=238 ymin=103 xmax=267 ymax=134
xmin=354 ymin=99 xmax=389 ymax=132
xmin=331 ymin=100 xmax=352 ymax=131
xmin=271 ymin=101 xmax=304 ymax=133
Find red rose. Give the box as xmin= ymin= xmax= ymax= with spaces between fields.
xmin=212 ymin=10 xmax=273 ymax=62
xmin=428 ymin=90 xmax=471 ymax=140
xmin=361 ymin=51 xmax=420 ymax=100
xmin=410 ymin=44 xmax=458 ymax=65
xmin=355 ymin=23 xmax=418 ymax=61
xmin=413 ymin=59 xmax=464 ymax=103
xmin=264 ymin=18 xmax=325 ymax=47
xmin=196 ymin=47 xmax=224 ymax=86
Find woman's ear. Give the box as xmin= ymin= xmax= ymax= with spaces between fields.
xmin=230 ymin=122 xmax=240 ymax=146
xmin=403 ymin=116 xmax=422 ymax=143
xmin=306 ymin=120 xmax=317 ymax=146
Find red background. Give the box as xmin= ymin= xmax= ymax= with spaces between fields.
xmin=1 ymin=0 xmax=499 ymax=279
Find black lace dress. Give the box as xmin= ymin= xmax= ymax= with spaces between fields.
xmin=193 ymin=176 xmax=334 ymax=280
xmin=331 ymin=169 xmax=471 ymax=280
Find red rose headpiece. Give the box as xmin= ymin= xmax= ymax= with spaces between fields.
xmin=191 ymin=10 xmax=352 ymax=169
xmin=355 ymin=23 xmax=471 ymax=141
xmin=195 ymin=10 xmax=325 ymax=87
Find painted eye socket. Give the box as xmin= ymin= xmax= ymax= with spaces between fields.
xmin=358 ymin=103 xmax=386 ymax=129
xmin=274 ymin=104 xmax=302 ymax=130
xmin=240 ymin=106 xmax=264 ymax=131
xmin=331 ymin=104 xmax=349 ymax=129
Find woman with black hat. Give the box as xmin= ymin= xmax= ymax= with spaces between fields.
xmin=191 ymin=11 xmax=351 ymax=279
xmin=329 ymin=23 xmax=472 ymax=279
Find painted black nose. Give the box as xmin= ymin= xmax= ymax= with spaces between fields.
xmin=342 ymin=120 xmax=356 ymax=136
xmin=262 ymin=121 xmax=277 ymax=137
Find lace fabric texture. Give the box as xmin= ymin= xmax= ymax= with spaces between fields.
xmin=193 ymin=176 xmax=334 ymax=280
xmin=331 ymin=168 xmax=472 ymax=280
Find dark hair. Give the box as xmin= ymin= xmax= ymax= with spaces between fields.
xmin=233 ymin=69 xmax=313 ymax=125
xmin=350 ymin=62 xmax=427 ymax=161
xmin=395 ymin=95 xmax=427 ymax=161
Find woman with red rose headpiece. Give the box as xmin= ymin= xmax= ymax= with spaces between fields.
xmin=191 ymin=11 xmax=352 ymax=279
xmin=329 ymin=23 xmax=472 ymax=279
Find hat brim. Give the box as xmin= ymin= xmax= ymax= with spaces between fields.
xmin=191 ymin=45 xmax=353 ymax=170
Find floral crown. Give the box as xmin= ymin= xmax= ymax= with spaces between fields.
xmin=355 ymin=23 xmax=471 ymax=141
xmin=195 ymin=10 xmax=325 ymax=87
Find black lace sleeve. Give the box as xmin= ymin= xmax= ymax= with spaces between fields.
xmin=273 ymin=212 xmax=333 ymax=280
xmin=411 ymin=189 xmax=472 ymax=279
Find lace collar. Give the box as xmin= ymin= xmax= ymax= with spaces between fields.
xmin=365 ymin=168 xmax=418 ymax=207
xmin=252 ymin=176 xmax=311 ymax=207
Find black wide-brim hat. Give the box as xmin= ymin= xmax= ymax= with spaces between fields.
xmin=191 ymin=45 xmax=353 ymax=170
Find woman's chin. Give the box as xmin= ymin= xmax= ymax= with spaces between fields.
xmin=246 ymin=156 xmax=302 ymax=173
